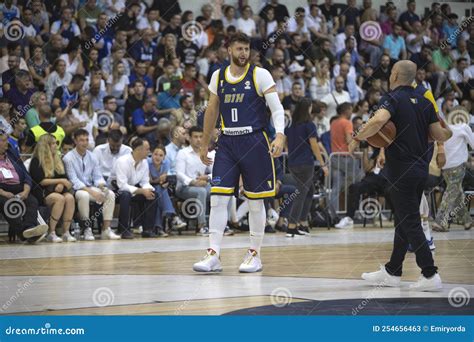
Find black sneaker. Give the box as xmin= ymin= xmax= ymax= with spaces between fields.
xmin=265 ymin=225 xmax=276 ymax=233
xmin=286 ymin=228 xmax=305 ymax=237
xmin=298 ymin=225 xmax=310 ymax=235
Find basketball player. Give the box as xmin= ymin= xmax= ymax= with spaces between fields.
xmin=193 ymin=33 xmax=285 ymax=273
xmin=349 ymin=60 xmax=452 ymax=291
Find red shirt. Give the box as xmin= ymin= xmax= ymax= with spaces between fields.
xmin=330 ymin=117 xmax=353 ymax=153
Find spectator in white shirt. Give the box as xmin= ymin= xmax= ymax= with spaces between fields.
xmin=406 ymin=21 xmax=431 ymax=54
xmin=165 ymin=125 xmax=187 ymax=175
xmin=334 ymin=24 xmax=357 ymax=55
xmin=433 ymin=112 xmax=474 ymax=232
xmin=321 ymin=76 xmax=351 ymax=118
xmin=63 ymin=129 xmax=120 ymax=241
xmin=237 ymin=5 xmax=256 ymax=37
xmin=175 ymin=127 xmax=214 ymax=235
xmin=113 ymin=138 xmax=158 ymax=239
xmin=448 ymin=58 xmax=472 ymax=100
xmin=92 ymin=129 xmax=132 ymax=182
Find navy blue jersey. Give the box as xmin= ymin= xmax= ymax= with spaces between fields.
xmin=380 ymin=85 xmax=439 ymax=180
xmin=217 ymin=64 xmax=268 ymax=133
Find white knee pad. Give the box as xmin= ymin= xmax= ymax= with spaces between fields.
xmin=210 ymin=195 xmax=231 ymax=208
xmin=248 ymin=199 xmax=264 ymax=212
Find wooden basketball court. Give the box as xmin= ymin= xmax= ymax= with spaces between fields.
xmin=1 ymin=224 xmax=473 ymax=315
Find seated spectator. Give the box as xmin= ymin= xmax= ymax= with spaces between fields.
xmin=180 ymin=64 xmax=198 ymax=96
xmin=282 ymin=82 xmax=304 ymax=113
xmin=237 ymin=5 xmax=256 ymax=37
xmin=51 ymin=74 xmax=85 ymax=111
xmin=63 ymin=129 xmax=120 ymax=241
xmin=448 ymin=58 xmax=473 ymax=101
xmin=124 ymin=80 xmax=146 ymax=132
xmin=50 ymin=6 xmax=80 ymax=46
xmin=309 ymin=61 xmax=331 ymax=100
xmin=93 ymin=129 xmax=132 ymax=182
xmin=26 ymin=105 xmax=66 ymax=152
xmin=175 ymin=127 xmax=213 ymax=235
xmin=382 ymin=23 xmax=407 ymax=62
xmin=2 ymin=55 xmax=21 ymax=93
xmin=107 ymin=61 xmax=129 ymax=107
xmin=166 ymin=126 xmax=187 ymax=175
xmin=5 ymin=70 xmax=36 ymax=114
xmin=158 ymin=80 xmax=182 ymax=112
xmin=101 ymin=45 xmax=131 ymax=79
xmin=0 ymin=98 xmax=13 ymax=135
xmin=405 ymin=21 xmax=431 ymax=55
xmin=45 ymin=59 xmax=72 ymax=103
xmin=129 ymin=60 xmax=154 ymax=97
xmin=132 ymin=96 xmax=163 ymax=145
xmin=0 ymin=130 xmax=48 ymax=243
xmin=170 ymin=95 xmax=197 ymax=129
xmin=8 ymin=117 xmax=27 ymax=154
xmin=71 ymin=95 xmax=98 ymax=149
xmin=89 ymin=80 xmax=107 ymax=110
xmin=25 ymin=91 xmax=48 ymax=129
xmin=113 ymin=138 xmax=157 ymax=239
xmin=30 ymin=134 xmax=76 ymax=242
xmin=61 ymin=135 xmax=74 ymax=155
xmin=59 ymin=38 xmax=84 ymax=75
xmin=148 ymin=145 xmax=187 ymax=236
xmin=399 ymin=0 xmax=420 ymax=33
xmin=28 ymin=45 xmax=50 ymax=90
xmin=321 ymin=76 xmax=351 ymax=118
xmin=312 ymin=101 xmax=330 ymax=136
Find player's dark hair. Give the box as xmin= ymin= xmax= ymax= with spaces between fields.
xmin=292 ymin=98 xmax=312 ymax=125
xmin=229 ymin=32 xmax=250 ymax=46
xmin=189 ymin=126 xmax=203 ymax=137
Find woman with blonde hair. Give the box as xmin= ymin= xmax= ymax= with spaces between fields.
xmin=29 ymin=134 xmax=76 ymax=242
xmin=71 ymin=95 xmax=98 ymax=149
xmin=24 ymin=91 xmax=49 ymax=128
xmin=309 ymin=60 xmax=331 ymax=100
xmin=107 ymin=61 xmax=129 ymax=107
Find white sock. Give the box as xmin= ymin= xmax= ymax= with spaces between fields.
xmin=422 ymin=218 xmax=432 ymax=241
xmin=248 ymin=200 xmax=266 ymax=255
xmin=209 ymin=196 xmax=230 ymax=255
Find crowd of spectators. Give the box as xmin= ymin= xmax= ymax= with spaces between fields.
xmin=0 ymin=0 xmax=472 ymax=242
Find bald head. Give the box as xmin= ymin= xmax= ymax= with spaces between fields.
xmin=390 ymin=60 xmax=417 ymax=89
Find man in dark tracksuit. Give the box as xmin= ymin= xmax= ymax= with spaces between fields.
xmin=349 ymin=60 xmax=452 ymax=292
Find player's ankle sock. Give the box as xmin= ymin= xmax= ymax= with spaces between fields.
xmin=209 ymin=196 xmax=230 ymax=255
xmin=249 ymin=200 xmax=266 ymax=255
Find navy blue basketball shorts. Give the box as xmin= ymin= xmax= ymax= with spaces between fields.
xmin=211 ymin=131 xmax=276 ymax=199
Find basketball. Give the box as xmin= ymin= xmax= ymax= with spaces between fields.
xmin=366 ymin=120 xmax=396 ymax=148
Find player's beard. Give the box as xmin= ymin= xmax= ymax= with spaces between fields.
xmin=231 ymin=54 xmax=249 ymax=67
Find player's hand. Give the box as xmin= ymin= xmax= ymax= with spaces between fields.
xmin=200 ymin=146 xmax=213 ymax=166
xmin=376 ymin=153 xmax=385 ymax=168
xmin=436 ymin=152 xmax=446 ymax=169
xmin=270 ymin=133 xmax=285 ymax=158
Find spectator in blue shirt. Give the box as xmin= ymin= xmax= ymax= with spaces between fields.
xmin=130 ymin=29 xmax=157 ymax=62
xmin=399 ymin=0 xmax=420 ymax=33
xmin=157 ymin=80 xmax=182 ymax=111
xmin=443 ymin=14 xmax=459 ymax=48
xmin=132 ymin=96 xmax=162 ymax=145
xmin=129 ymin=61 xmax=154 ymax=97
xmin=383 ymin=23 xmax=407 ymax=62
